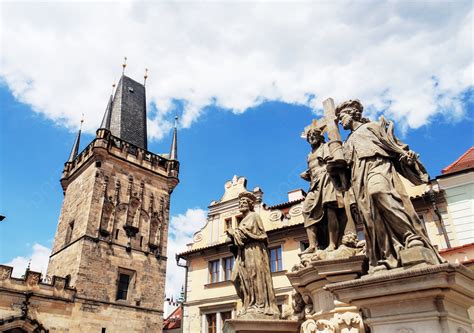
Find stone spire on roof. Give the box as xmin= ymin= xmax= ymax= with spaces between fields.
xmin=67 ymin=118 xmax=83 ymax=163
xmin=100 ymin=73 xmax=148 ymax=150
xmin=169 ymin=116 xmax=178 ymax=161
xmin=100 ymin=93 xmax=113 ymax=130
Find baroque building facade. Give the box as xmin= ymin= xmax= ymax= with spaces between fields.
xmin=177 ymin=176 xmax=308 ymax=333
xmin=0 ymin=74 xmax=179 ymax=332
xmin=177 ymin=149 xmax=474 ymax=333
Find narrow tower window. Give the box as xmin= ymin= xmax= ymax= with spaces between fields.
xmin=65 ymin=220 xmax=74 ymax=245
xmin=116 ymin=269 xmax=135 ymax=300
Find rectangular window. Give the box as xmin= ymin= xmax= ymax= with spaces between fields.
xmin=224 ymin=218 xmax=232 ymax=231
xmin=418 ymin=214 xmax=425 ymax=224
xmin=221 ymin=311 xmax=232 ymax=326
xmin=65 ymin=220 xmax=74 ymax=245
xmin=115 ymin=229 xmax=119 ymax=240
xmin=209 ymin=260 xmax=220 ymax=284
xmin=206 ymin=313 xmax=217 ymax=333
xmin=116 ymin=269 xmax=134 ymax=300
xmin=269 ymin=246 xmax=282 ymax=272
xmin=235 ymin=215 xmax=243 ymax=226
xmin=277 ymin=304 xmax=283 ymax=318
xmin=300 ymin=241 xmax=309 ymax=252
xmin=223 ymin=257 xmax=234 ymax=281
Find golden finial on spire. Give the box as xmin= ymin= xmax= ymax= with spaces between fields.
xmin=80 ymin=113 xmax=84 ymax=130
xmin=174 ymin=115 xmax=179 ymax=128
xmin=144 ymin=68 xmax=148 ymax=86
xmin=122 ymin=56 xmax=127 ymax=75
xmin=111 ymin=80 xmax=116 ymax=95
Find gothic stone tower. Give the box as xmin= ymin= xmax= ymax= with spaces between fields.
xmin=47 ymin=74 xmax=179 ymax=331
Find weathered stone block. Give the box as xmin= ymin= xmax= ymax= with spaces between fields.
xmin=400 ymin=246 xmax=438 ymax=266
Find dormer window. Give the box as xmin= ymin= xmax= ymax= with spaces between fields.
xmin=128 ymin=87 xmax=134 ymax=93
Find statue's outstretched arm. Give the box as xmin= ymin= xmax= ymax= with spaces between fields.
xmin=300 ymin=169 xmax=311 ymax=181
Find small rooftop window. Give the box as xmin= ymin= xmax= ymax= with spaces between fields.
xmin=128 ymin=87 xmax=134 ymax=93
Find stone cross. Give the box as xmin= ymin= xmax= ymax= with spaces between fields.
xmin=304 ymin=98 xmax=349 ymax=190
xmin=304 ymin=98 xmax=345 ymax=164
xmin=303 ymin=98 xmax=341 ymax=142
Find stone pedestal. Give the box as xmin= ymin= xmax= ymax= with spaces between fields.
xmin=286 ymin=255 xmax=367 ymax=333
xmin=223 ymin=319 xmax=300 ymax=333
xmin=326 ymin=263 xmax=474 ymax=333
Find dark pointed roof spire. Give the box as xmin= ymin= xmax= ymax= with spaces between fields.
xmin=100 ymin=92 xmax=113 ymax=130
xmin=68 ymin=117 xmax=83 ymax=163
xmin=97 ymin=61 xmax=149 ymax=150
xmin=108 ymin=74 xmax=148 ymax=149
xmin=169 ymin=116 xmax=178 ymax=161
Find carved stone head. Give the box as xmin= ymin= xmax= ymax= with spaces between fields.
xmin=306 ymin=128 xmax=325 ymax=146
xmin=335 ymin=99 xmax=369 ymax=129
xmin=341 ymin=232 xmax=358 ymax=248
xmin=238 ymin=191 xmax=257 ymax=213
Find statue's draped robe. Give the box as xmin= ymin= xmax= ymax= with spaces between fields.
xmin=303 ymin=143 xmax=344 ymax=249
xmin=231 ymin=212 xmax=280 ymax=317
xmin=344 ymin=118 xmax=444 ymax=268
xmin=302 ymin=143 xmax=340 ymax=228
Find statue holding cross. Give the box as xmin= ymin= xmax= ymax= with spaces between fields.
xmin=333 ymin=98 xmax=444 ymax=272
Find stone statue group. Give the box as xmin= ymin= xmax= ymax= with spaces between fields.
xmin=225 ymin=98 xmax=444 ymax=320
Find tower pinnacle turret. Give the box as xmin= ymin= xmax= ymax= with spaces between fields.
xmin=99 ymin=94 xmax=113 ymax=130
xmin=169 ymin=116 xmax=178 ymax=161
xmin=67 ymin=118 xmax=83 ymax=163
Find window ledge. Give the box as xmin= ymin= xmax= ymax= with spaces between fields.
xmin=271 ymin=270 xmax=287 ymax=276
xmin=204 ymin=280 xmax=233 ymax=288
xmin=115 ymin=299 xmax=131 ymax=305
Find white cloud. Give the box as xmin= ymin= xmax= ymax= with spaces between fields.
xmin=165 ymin=208 xmax=207 ymax=306
xmin=3 ymin=243 xmax=51 ymax=278
xmin=1 ymin=1 xmax=472 ymax=140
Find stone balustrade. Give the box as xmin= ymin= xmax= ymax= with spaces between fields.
xmin=62 ymin=130 xmax=179 ymax=180
xmin=0 ymin=265 xmax=76 ymax=302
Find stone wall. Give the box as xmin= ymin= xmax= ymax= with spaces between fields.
xmin=0 ymin=266 xmax=164 ymax=332
xmin=37 ymin=131 xmax=179 ymax=332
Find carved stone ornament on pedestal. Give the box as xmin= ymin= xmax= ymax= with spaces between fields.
xmin=326 ymin=263 xmax=474 ymax=333
xmin=286 ymin=255 xmax=367 ymax=333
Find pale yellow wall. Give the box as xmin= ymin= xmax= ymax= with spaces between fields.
xmin=180 ymin=177 xmax=307 ymax=333
xmin=182 ymin=173 xmax=474 ymax=333
xmin=401 ymin=177 xmax=462 ymax=249
xmin=438 ymin=172 xmax=474 ymax=246
xmin=183 ymin=225 xmax=305 ymax=333
xmin=440 ymin=244 xmax=474 ymax=264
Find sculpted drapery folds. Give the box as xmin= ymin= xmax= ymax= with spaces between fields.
xmin=300 ymin=126 xmax=347 ymax=254
xmin=336 ymin=99 xmax=444 ymax=273
xmin=226 ymin=191 xmax=280 ymax=319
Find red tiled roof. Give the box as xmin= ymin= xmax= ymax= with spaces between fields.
xmin=441 ymin=146 xmax=474 ymax=175
xmin=438 ymin=242 xmax=474 ymax=254
xmin=163 ymin=306 xmax=182 ymax=330
xmin=267 ymin=197 xmax=305 ymax=210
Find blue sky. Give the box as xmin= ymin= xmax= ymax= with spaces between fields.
xmin=1 ymin=83 xmax=473 ymax=297
xmin=0 ymin=1 xmax=473 ymax=301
